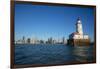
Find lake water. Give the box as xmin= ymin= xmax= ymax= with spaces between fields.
xmin=14 ymin=44 xmax=94 ymax=65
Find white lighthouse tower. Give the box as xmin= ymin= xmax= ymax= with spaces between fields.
xmin=76 ymin=17 xmax=83 ymax=35
xmin=68 ymin=17 xmax=90 ymax=46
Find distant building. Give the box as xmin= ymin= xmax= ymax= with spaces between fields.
xmin=33 ymin=37 xmax=39 ymax=44
xmin=16 ymin=39 xmax=22 ymax=44
xmin=62 ymin=37 xmax=65 ymax=44
xmin=52 ymin=39 xmax=56 ymax=44
xmin=27 ymin=38 xmax=31 ymax=44
xmin=22 ymin=36 xmax=25 ymax=44
xmin=62 ymin=37 xmax=67 ymax=44
xmin=49 ymin=37 xmax=53 ymax=44
xmin=68 ymin=17 xmax=90 ymax=46
xmin=47 ymin=37 xmax=52 ymax=44
xmin=40 ymin=40 xmax=44 ymax=44
xmin=30 ymin=37 xmax=38 ymax=44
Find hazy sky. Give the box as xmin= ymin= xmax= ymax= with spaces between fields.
xmin=15 ymin=3 xmax=95 ymax=42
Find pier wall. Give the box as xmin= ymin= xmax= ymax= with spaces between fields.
xmin=67 ymin=39 xmax=90 ymax=46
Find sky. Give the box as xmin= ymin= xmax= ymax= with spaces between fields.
xmin=14 ymin=3 xmax=95 ymax=42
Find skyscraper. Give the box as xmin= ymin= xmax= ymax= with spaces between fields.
xmin=22 ymin=36 xmax=25 ymax=44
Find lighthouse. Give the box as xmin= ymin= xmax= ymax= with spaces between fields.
xmin=68 ymin=17 xmax=90 ymax=46
xmin=76 ymin=17 xmax=83 ymax=35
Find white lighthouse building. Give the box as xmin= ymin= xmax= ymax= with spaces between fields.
xmin=76 ymin=17 xmax=83 ymax=35
xmin=68 ymin=17 xmax=90 ymax=46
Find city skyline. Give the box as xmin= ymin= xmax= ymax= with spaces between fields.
xmin=15 ymin=3 xmax=95 ymax=42
xmin=15 ymin=36 xmax=67 ymax=44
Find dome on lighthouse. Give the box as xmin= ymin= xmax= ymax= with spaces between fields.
xmin=77 ymin=17 xmax=82 ymax=24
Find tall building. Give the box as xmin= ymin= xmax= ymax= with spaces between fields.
xmin=22 ymin=36 xmax=25 ymax=44
xmin=68 ymin=17 xmax=90 ymax=46
xmin=27 ymin=38 xmax=31 ymax=44
xmin=62 ymin=37 xmax=67 ymax=44
xmin=62 ymin=37 xmax=65 ymax=44
xmin=30 ymin=38 xmax=35 ymax=44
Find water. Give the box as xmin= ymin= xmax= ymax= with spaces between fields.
xmin=14 ymin=44 xmax=94 ymax=65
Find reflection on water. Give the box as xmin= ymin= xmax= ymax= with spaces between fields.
xmin=14 ymin=44 xmax=94 ymax=65
xmin=73 ymin=45 xmax=94 ymax=62
xmin=73 ymin=46 xmax=89 ymax=62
